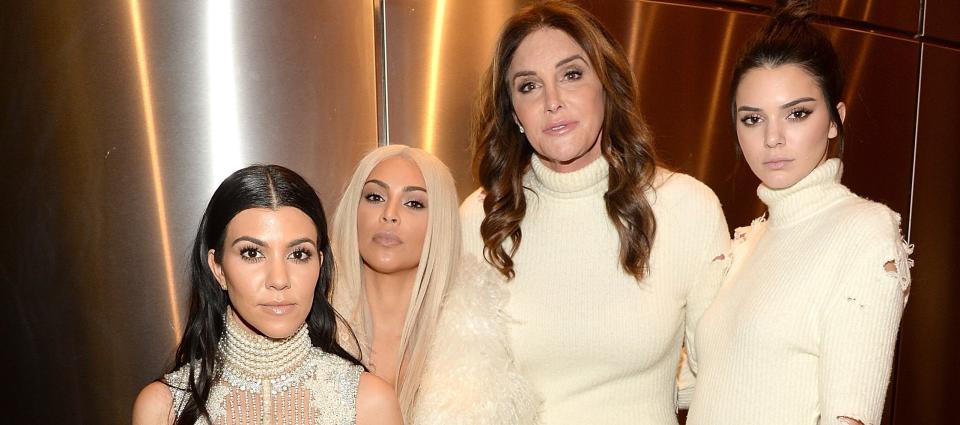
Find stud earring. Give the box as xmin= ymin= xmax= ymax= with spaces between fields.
xmin=519 ymin=124 xmax=525 ymax=134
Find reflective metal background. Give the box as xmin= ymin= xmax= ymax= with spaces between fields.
xmin=3 ymin=0 xmax=957 ymax=423
xmin=380 ymin=1 xmax=957 ymax=424
xmin=2 ymin=1 xmax=378 ymax=423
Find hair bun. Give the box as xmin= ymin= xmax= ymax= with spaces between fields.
xmin=773 ymin=0 xmax=817 ymax=21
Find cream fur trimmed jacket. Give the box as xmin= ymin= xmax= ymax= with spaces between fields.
xmin=411 ymin=255 xmax=542 ymax=425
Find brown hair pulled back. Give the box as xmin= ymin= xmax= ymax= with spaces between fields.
xmin=731 ymin=0 xmax=846 ymax=157
xmin=471 ymin=0 xmax=657 ymax=280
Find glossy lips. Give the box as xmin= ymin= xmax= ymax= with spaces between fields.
xmin=764 ymin=158 xmax=793 ymax=170
xmin=543 ymin=120 xmax=578 ymax=136
xmin=372 ymin=231 xmax=402 ymax=247
xmin=261 ymin=302 xmax=295 ymax=315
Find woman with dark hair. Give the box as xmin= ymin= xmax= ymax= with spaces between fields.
xmin=461 ymin=1 xmax=730 ymax=423
xmin=132 ymin=165 xmax=402 ymax=425
xmin=687 ymin=2 xmax=912 ymax=424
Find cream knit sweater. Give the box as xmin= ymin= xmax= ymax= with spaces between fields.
xmin=687 ymin=159 xmax=913 ymax=425
xmin=460 ymin=156 xmax=729 ymax=425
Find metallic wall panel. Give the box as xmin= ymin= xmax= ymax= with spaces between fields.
xmin=891 ymin=43 xmax=960 ymax=425
xmin=718 ymin=0 xmax=921 ymax=33
xmin=382 ymin=0 xmax=524 ymax=199
xmin=924 ymin=0 xmax=960 ymax=42
xmin=582 ymin=0 xmax=918 ymax=229
xmin=1 ymin=1 xmax=377 ymax=422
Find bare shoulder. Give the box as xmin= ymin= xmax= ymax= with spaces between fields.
xmin=132 ymin=381 xmax=173 ymax=425
xmin=355 ymin=372 xmax=402 ymax=425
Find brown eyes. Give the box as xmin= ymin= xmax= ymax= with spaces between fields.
xmin=238 ymin=246 xmax=313 ymax=263
xmin=516 ymin=68 xmax=585 ymax=93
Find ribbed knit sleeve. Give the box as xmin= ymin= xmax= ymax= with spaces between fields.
xmin=675 ymin=177 xmax=731 ymax=408
xmin=817 ymin=206 xmax=912 ymax=425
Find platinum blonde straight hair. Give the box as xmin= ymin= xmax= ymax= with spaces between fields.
xmin=331 ymin=145 xmax=461 ymax=417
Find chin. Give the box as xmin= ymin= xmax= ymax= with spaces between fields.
xmin=761 ymin=175 xmax=801 ymax=190
xmin=258 ymin=321 xmax=305 ymax=339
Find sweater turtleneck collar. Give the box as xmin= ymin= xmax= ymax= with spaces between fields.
xmin=529 ymin=154 xmax=609 ymax=198
xmin=757 ymin=158 xmax=851 ymax=228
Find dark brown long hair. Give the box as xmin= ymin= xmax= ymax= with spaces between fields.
xmin=730 ymin=0 xmax=845 ymax=157
xmin=166 ymin=165 xmax=363 ymax=424
xmin=472 ymin=0 xmax=657 ymax=280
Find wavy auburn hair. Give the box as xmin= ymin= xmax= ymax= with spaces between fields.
xmin=472 ymin=0 xmax=658 ymax=280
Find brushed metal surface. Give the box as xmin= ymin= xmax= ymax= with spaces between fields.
xmin=381 ymin=0 xmax=525 ymax=198
xmin=1 ymin=1 xmax=378 ymax=422
xmin=582 ymin=0 xmax=918 ymax=228
xmin=891 ymin=42 xmax=960 ymax=425
xmin=716 ymin=0 xmax=921 ymax=33
xmin=924 ymin=0 xmax=960 ymax=42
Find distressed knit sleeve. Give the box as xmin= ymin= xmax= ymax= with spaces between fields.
xmin=677 ymin=183 xmax=731 ymax=408
xmin=818 ymin=208 xmax=912 ymax=425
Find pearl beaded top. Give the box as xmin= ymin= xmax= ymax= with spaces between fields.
xmin=165 ymin=312 xmax=363 ymax=424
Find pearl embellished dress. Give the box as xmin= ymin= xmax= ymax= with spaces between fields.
xmin=165 ymin=315 xmax=364 ymax=425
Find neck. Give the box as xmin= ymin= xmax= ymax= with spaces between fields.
xmin=362 ymin=266 xmax=416 ymax=337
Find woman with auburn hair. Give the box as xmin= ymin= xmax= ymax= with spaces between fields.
xmin=461 ymin=1 xmax=729 ymax=423
xmin=132 ymin=164 xmax=401 ymax=425
xmin=332 ymin=145 xmax=538 ymax=424
xmin=688 ymin=2 xmax=912 ymax=424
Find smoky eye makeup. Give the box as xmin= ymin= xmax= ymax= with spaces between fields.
xmin=517 ymin=79 xmax=538 ymax=93
xmin=560 ymin=66 xmax=584 ymax=81
xmin=787 ymin=107 xmax=813 ymax=120
xmin=238 ymin=245 xmax=265 ymax=262
xmin=288 ymin=246 xmax=313 ymax=263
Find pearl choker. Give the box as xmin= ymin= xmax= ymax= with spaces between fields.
xmin=219 ymin=312 xmax=314 ymax=394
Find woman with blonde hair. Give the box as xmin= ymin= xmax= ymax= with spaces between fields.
xmin=332 ymin=145 xmax=538 ymax=424
xmin=462 ymin=1 xmax=729 ymax=423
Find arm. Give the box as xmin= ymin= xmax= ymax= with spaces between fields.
xmin=356 ymin=372 xmax=403 ymax=425
xmin=678 ymin=192 xmax=731 ymax=408
xmin=818 ymin=212 xmax=912 ymax=425
xmin=132 ymin=381 xmax=174 ymax=425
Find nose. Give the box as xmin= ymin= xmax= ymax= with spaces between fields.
xmin=380 ymin=198 xmax=400 ymax=224
xmin=544 ymin=83 xmax=563 ymax=113
xmin=764 ymin=121 xmax=784 ymax=148
xmin=266 ymin=257 xmax=291 ymax=291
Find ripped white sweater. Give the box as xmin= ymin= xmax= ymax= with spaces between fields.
xmin=688 ymin=159 xmax=913 ymax=425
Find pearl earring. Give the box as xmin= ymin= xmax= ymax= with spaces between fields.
xmin=519 ymin=124 xmax=525 ymax=134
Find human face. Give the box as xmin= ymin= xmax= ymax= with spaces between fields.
xmin=357 ymin=156 xmax=428 ymax=276
xmin=208 ymin=206 xmax=321 ymax=339
xmin=735 ymin=64 xmax=846 ymax=189
xmin=508 ymin=27 xmax=605 ymax=173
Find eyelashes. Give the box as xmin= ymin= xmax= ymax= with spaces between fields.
xmin=738 ymin=107 xmax=815 ymax=126
xmin=787 ymin=107 xmax=812 ymax=120
xmin=361 ymin=191 xmax=427 ymax=210
xmin=237 ymin=245 xmax=314 ymax=264
xmin=515 ymin=66 xmax=586 ymax=93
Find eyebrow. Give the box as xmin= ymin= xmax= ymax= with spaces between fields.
xmin=364 ymin=179 xmax=427 ymax=193
xmin=287 ymin=238 xmax=317 ymax=248
xmin=232 ymin=236 xmax=266 ymax=247
xmin=737 ymin=97 xmax=817 ymax=113
xmin=510 ymin=54 xmax=587 ymax=82
xmin=231 ymin=236 xmax=318 ymax=248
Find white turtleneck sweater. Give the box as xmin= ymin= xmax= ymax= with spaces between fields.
xmin=687 ymin=159 xmax=913 ymax=425
xmin=460 ymin=156 xmax=729 ymax=425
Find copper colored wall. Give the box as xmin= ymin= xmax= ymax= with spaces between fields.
xmin=891 ymin=42 xmax=960 ymax=425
